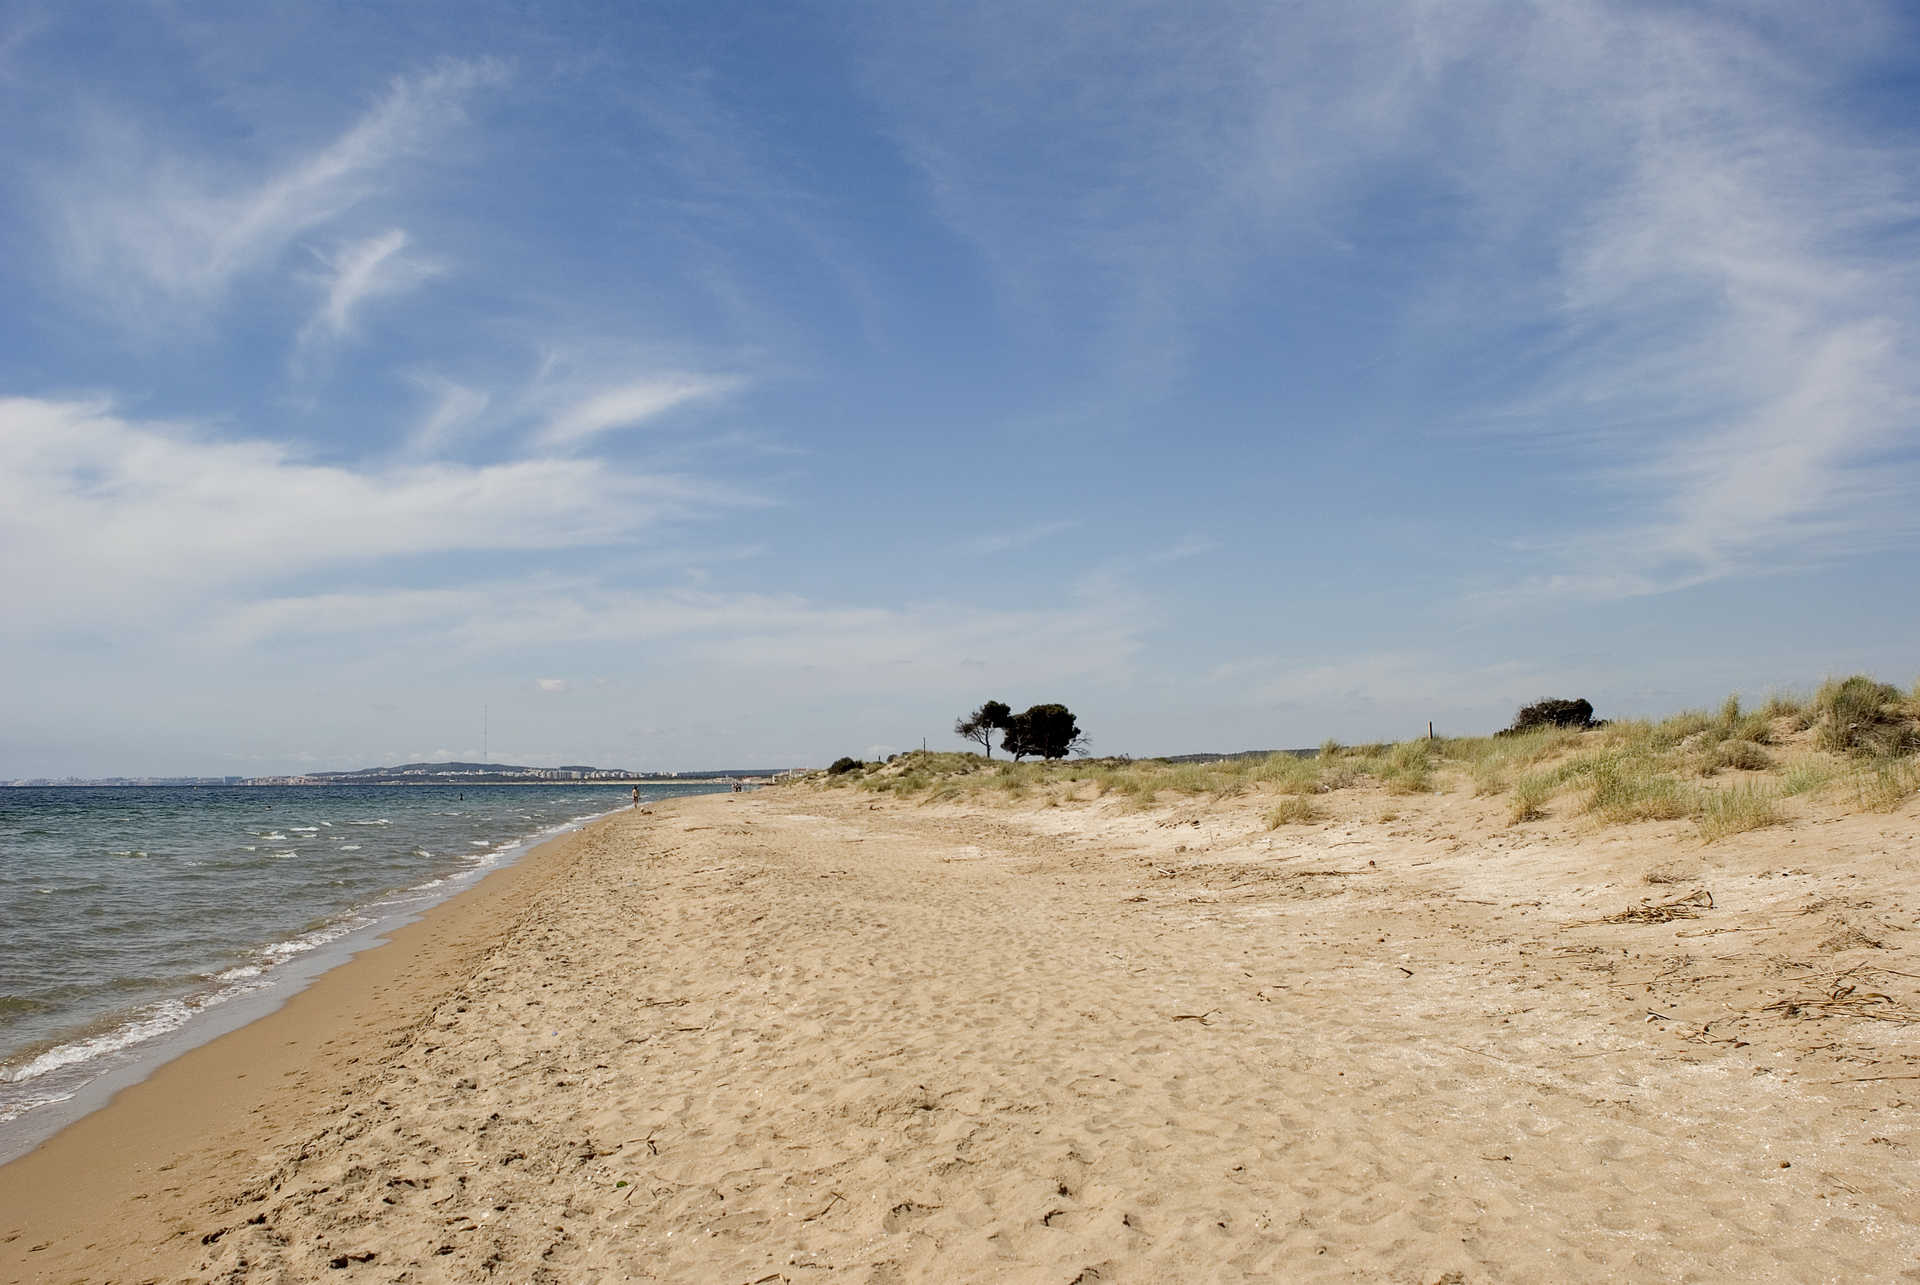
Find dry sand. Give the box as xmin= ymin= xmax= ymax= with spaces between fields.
xmin=3 ymin=779 xmax=1918 ymax=1282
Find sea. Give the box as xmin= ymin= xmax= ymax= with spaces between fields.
xmin=0 ymin=781 xmax=729 ymax=1164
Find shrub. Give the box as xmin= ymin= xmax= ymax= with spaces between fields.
xmin=1815 ymin=676 xmax=1919 ymax=756
xmin=1504 ymin=698 xmax=1596 ymax=735
xmin=1266 ymin=797 xmax=1325 ymax=827
xmin=826 ymin=756 xmax=864 ymax=776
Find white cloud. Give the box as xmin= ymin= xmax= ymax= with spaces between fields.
xmin=861 ymin=1 xmax=1920 ymax=598
xmin=0 ymin=396 xmax=759 ymax=632
xmin=303 ymin=228 xmax=441 ymax=344
xmin=184 ymin=576 xmax=1147 ymax=697
xmin=533 ymin=375 xmax=741 ymax=450
xmin=43 ymin=58 xmax=504 ymax=325
xmin=404 ymin=376 xmax=492 ymax=457
xmin=534 ymin=677 xmax=570 ymax=693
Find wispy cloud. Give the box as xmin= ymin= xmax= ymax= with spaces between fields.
xmin=0 ymin=395 xmax=760 ymax=631
xmin=201 ymin=578 xmax=1149 ymax=696
xmin=42 ymin=58 xmax=504 ymax=327
xmin=301 ymin=228 xmax=441 ymax=346
xmin=860 ymin=1 xmax=1920 ymax=597
xmin=403 ymin=375 xmax=492 ymax=457
xmin=960 ymin=520 xmax=1077 ymax=555
xmin=533 ymin=375 xmax=742 ymax=450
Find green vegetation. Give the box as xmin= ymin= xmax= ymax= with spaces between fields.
xmin=1503 ymin=697 xmax=1596 ymax=733
xmin=1855 ymin=756 xmax=1920 ymax=812
xmin=808 ymin=673 xmax=1918 ymax=844
xmin=1696 ymin=782 xmax=1786 ymax=841
xmin=954 ymin=700 xmax=1012 ymax=757
xmin=1265 ymin=796 xmax=1324 ymax=827
xmin=953 ymin=699 xmax=1088 ymax=760
xmin=1002 ymin=703 xmax=1087 ymax=760
xmin=1814 ymin=676 xmax=1919 ymax=756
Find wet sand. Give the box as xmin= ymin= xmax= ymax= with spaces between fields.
xmin=3 ymin=783 xmax=1917 ymax=1282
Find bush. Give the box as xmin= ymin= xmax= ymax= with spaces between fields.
xmin=1266 ymin=797 xmax=1325 ymax=827
xmin=826 ymin=756 xmax=864 ymax=776
xmin=1815 ymin=676 xmax=1919 ymax=756
xmin=1503 ymin=698 xmax=1596 ymax=735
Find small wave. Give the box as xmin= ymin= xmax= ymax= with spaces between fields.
xmin=347 ymin=819 xmax=392 ymax=827
xmin=256 ymin=831 xmax=287 ymax=841
xmin=261 ymin=918 xmax=365 ymax=961
xmin=318 ymin=821 xmax=333 ymax=827
xmin=0 ymin=1084 xmax=77 ymax=1125
xmin=108 ymin=850 xmax=149 ymax=859
xmin=269 ymin=851 xmax=298 ymax=860
xmin=2 ymin=998 xmax=196 ymax=1084
xmin=408 ymin=846 xmax=431 ymax=858
xmin=338 ymin=844 xmax=361 ymax=851
xmin=468 ymin=840 xmax=491 ymax=847
xmin=0 ymin=995 xmax=49 ymax=1017
xmin=288 ymin=826 xmax=319 ymax=834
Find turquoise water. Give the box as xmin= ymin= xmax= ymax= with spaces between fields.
xmin=0 ymin=782 xmax=722 ymax=1153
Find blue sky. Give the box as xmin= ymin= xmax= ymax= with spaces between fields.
xmin=3 ymin=0 xmax=1918 ymax=775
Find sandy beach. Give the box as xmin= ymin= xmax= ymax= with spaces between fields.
xmin=3 ymin=774 xmax=1918 ymax=1283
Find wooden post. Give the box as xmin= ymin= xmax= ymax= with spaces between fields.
xmin=1428 ymin=721 xmax=1434 ymax=741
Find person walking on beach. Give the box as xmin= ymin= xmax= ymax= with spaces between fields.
xmin=632 ymin=785 xmax=640 ymax=808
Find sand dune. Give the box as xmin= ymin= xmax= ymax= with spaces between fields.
xmin=4 ymin=779 xmax=1918 ymax=1282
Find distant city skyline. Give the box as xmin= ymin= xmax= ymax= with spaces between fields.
xmin=3 ymin=2 xmax=1918 ymax=777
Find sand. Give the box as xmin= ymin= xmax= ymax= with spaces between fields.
xmin=2 ymin=779 xmax=1917 ymax=1282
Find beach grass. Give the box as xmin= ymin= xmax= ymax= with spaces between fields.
xmin=809 ymin=674 xmax=1917 ymax=843
xmin=1266 ymin=796 xmax=1326 ymax=827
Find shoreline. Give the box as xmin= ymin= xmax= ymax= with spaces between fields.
xmin=0 ymin=801 xmax=643 ymax=1281
xmin=0 ymin=795 xmax=637 ymax=1168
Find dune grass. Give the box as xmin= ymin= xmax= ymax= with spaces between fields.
xmin=1265 ymin=796 xmax=1325 ymax=827
xmin=808 ymin=674 xmax=1916 ymax=843
xmin=1696 ymin=782 xmax=1787 ymax=841
xmin=1855 ymin=757 xmax=1920 ymax=812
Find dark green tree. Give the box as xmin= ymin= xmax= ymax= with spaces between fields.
xmin=955 ymin=699 xmax=1013 ymax=757
xmin=1507 ymin=698 xmax=1595 ymax=733
xmin=1001 ymin=703 xmax=1086 ymax=760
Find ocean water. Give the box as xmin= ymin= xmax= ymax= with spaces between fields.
xmin=0 ymin=782 xmax=727 ymax=1160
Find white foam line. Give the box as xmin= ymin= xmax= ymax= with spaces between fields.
xmin=0 ymin=798 xmax=635 ymax=1139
